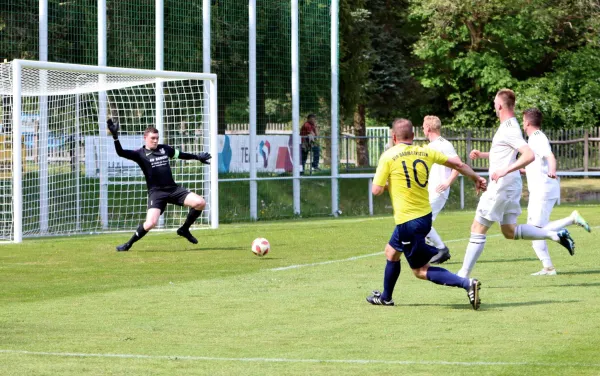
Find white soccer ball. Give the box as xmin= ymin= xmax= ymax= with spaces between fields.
xmin=251 ymin=237 xmax=270 ymax=257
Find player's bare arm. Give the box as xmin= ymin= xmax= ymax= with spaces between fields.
xmin=436 ymin=167 xmax=460 ymax=193
xmin=469 ymin=149 xmax=489 ymax=160
xmin=372 ymin=184 xmax=385 ymax=196
xmin=547 ymin=153 xmax=557 ymax=178
xmin=491 ymin=144 xmax=535 ymax=182
xmin=444 ymin=156 xmax=487 ymax=194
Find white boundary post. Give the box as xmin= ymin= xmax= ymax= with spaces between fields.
xmin=291 ymin=0 xmax=300 ymax=215
xmin=209 ymin=79 xmax=219 ymax=228
xmin=330 ymin=0 xmax=339 ymax=216
xmin=203 ymin=0 xmax=213 ymax=226
xmin=12 ymin=62 xmax=23 ymax=243
xmin=98 ymin=0 xmax=109 ymax=229
xmin=249 ymin=0 xmax=257 ymax=220
xmin=156 ymin=0 xmax=165 ymax=228
xmin=39 ymin=0 xmax=49 ymax=233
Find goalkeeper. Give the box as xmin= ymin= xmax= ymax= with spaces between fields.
xmin=107 ymin=119 xmax=211 ymax=252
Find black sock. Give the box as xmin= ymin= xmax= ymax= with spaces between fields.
xmin=381 ymin=260 xmax=401 ymax=301
xmin=181 ymin=209 xmax=202 ymax=230
xmin=127 ymin=223 xmax=148 ymax=245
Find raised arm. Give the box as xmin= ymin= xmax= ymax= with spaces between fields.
xmin=107 ymin=119 xmax=138 ymax=160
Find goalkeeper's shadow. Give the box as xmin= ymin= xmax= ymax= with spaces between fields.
xmin=141 ymin=246 xmax=234 ymax=253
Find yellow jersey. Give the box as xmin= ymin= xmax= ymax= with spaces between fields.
xmin=374 ymin=143 xmax=449 ymax=224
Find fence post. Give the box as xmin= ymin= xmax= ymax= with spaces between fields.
xmin=460 ymin=175 xmax=464 ymax=210
xmin=466 ymin=130 xmax=472 ymax=167
xmin=584 ymin=129 xmax=589 ymax=176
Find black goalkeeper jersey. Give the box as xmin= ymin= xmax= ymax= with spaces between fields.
xmin=114 ymin=141 xmax=179 ymax=192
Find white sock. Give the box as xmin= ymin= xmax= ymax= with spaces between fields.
xmin=532 ymin=240 xmax=553 ymax=269
xmin=515 ymin=224 xmax=559 ymax=241
xmin=543 ymin=216 xmax=574 ymax=231
xmin=457 ymin=233 xmax=486 ymax=278
xmin=426 ymin=227 xmax=445 ymax=249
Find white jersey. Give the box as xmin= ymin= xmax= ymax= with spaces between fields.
xmin=488 ymin=117 xmax=527 ymax=191
xmin=427 ymin=136 xmax=457 ymax=198
xmin=525 ymin=129 xmax=560 ymax=199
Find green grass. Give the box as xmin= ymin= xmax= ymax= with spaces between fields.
xmin=1 ymin=205 xmax=599 ymax=375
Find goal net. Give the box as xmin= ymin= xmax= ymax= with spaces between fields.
xmin=0 ymin=60 xmax=218 ymax=242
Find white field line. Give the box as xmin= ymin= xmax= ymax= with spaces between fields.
xmin=269 ymin=224 xmax=599 ymax=272
xmin=0 ymin=349 xmax=599 ymax=368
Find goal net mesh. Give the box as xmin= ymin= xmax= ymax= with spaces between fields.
xmin=0 ymin=63 xmax=211 ymax=240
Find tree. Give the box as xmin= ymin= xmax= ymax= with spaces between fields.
xmin=410 ymin=0 xmax=600 ymax=128
xmin=339 ymin=1 xmax=372 ymax=166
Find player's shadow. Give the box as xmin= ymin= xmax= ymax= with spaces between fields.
xmin=142 ymin=246 xmax=234 ymax=252
xmin=546 ymin=282 xmax=600 ymax=288
xmin=405 ymin=300 xmax=579 ymax=310
xmin=476 ymin=257 xmax=539 ymax=263
xmin=556 ymin=269 xmax=600 ymax=276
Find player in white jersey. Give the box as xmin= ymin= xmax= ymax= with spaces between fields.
xmin=422 ymin=116 xmax=459 ymax=264
xmin=521 ymin=108 xmax=591 ymax=276
xmin=456 ymin=89 xmax=576 ymax=278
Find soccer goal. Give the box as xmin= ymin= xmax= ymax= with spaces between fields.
xmin=0 ymin=60 xmax=218 ymax=243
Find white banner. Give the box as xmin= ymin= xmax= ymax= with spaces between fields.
xmin=85 ymin=135 xmax=145 ymax=178
xmin=85 ymin=134 xmax=299 ymax=177
xmin=218 ymin=134 xmax=298 ymax=173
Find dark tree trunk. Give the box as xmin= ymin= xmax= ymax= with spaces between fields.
xmin=354 ymin=103 xmax=369 ymax=166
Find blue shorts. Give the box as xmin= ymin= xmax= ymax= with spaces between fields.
xmin=389 ymin=213 xmax=438 ymax=269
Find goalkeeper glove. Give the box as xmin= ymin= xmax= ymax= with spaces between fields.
xmin=197 ymin=152 xmax=212 ymax=164
xmin=107 ymin=119 xmax=119 ymax=140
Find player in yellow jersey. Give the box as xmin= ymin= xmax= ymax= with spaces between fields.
xmin=366 ymin=118 xmax=487 ymax=310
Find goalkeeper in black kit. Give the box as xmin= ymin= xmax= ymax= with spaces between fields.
xmin=107 ymin=119 xmax=212 ymax=252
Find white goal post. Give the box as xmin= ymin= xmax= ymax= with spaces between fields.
xmin=0 ymin=60 xmax=218 ymax=243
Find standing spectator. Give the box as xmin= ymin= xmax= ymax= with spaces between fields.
xmin=300 ymin=114 xmax=321 ymax=173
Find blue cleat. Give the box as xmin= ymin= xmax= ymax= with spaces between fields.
xmin=557 ymin=228 xmax=575 ymax=256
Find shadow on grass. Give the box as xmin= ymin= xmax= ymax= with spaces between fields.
xmin=546 ymin=282 xmax=600 ymax=288
xmin=141 ymin=247 xmax=236 ymax=252
xmin=557 ymin=269 xmax=600 ymax=275
xmin=404 ymin=300 xmax=579 ymax=310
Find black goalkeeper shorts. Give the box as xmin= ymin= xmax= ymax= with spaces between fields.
xmin=148 ymin=186 xmax=191 ymax=214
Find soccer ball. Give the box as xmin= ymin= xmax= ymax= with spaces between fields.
xmin=251 ymin=237 xmax=270 ymax=257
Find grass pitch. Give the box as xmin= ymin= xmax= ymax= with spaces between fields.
xmin=0 ymin=205 xmax=599 ymax=375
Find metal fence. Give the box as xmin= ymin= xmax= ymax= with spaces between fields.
xmin=336 ymin=126 xmax=600 ymax=172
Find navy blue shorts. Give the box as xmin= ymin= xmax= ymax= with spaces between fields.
xmin=148 ymin=186 xmax=190 ymax=214
xmin=388 ymin=213 xmax=438 ymax=269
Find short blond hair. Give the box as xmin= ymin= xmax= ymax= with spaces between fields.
xmin=423 ymin=115 xmax=442 ymax=132
xmin=496 ymin=89 xmax=516 ymax=110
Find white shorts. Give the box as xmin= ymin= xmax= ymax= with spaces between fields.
xmin=429 ymin=194 xmax=448 ymax=221
xmin=527 ymin=197 xmax=558 ymax=227
xmin=475 ymin=188 xmax=522 ymax=225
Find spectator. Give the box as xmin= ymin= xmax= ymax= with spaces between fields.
xmin=300 ymin=114 xmax=321 ymax=172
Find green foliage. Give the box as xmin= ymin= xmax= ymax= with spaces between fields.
xmin=410 ymin=0 xmax=600 ymax=128
xmin=518 ymin=46 xmax=600 ymax=128
xmin=339 ymin=0 xmax=372 ymax=122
